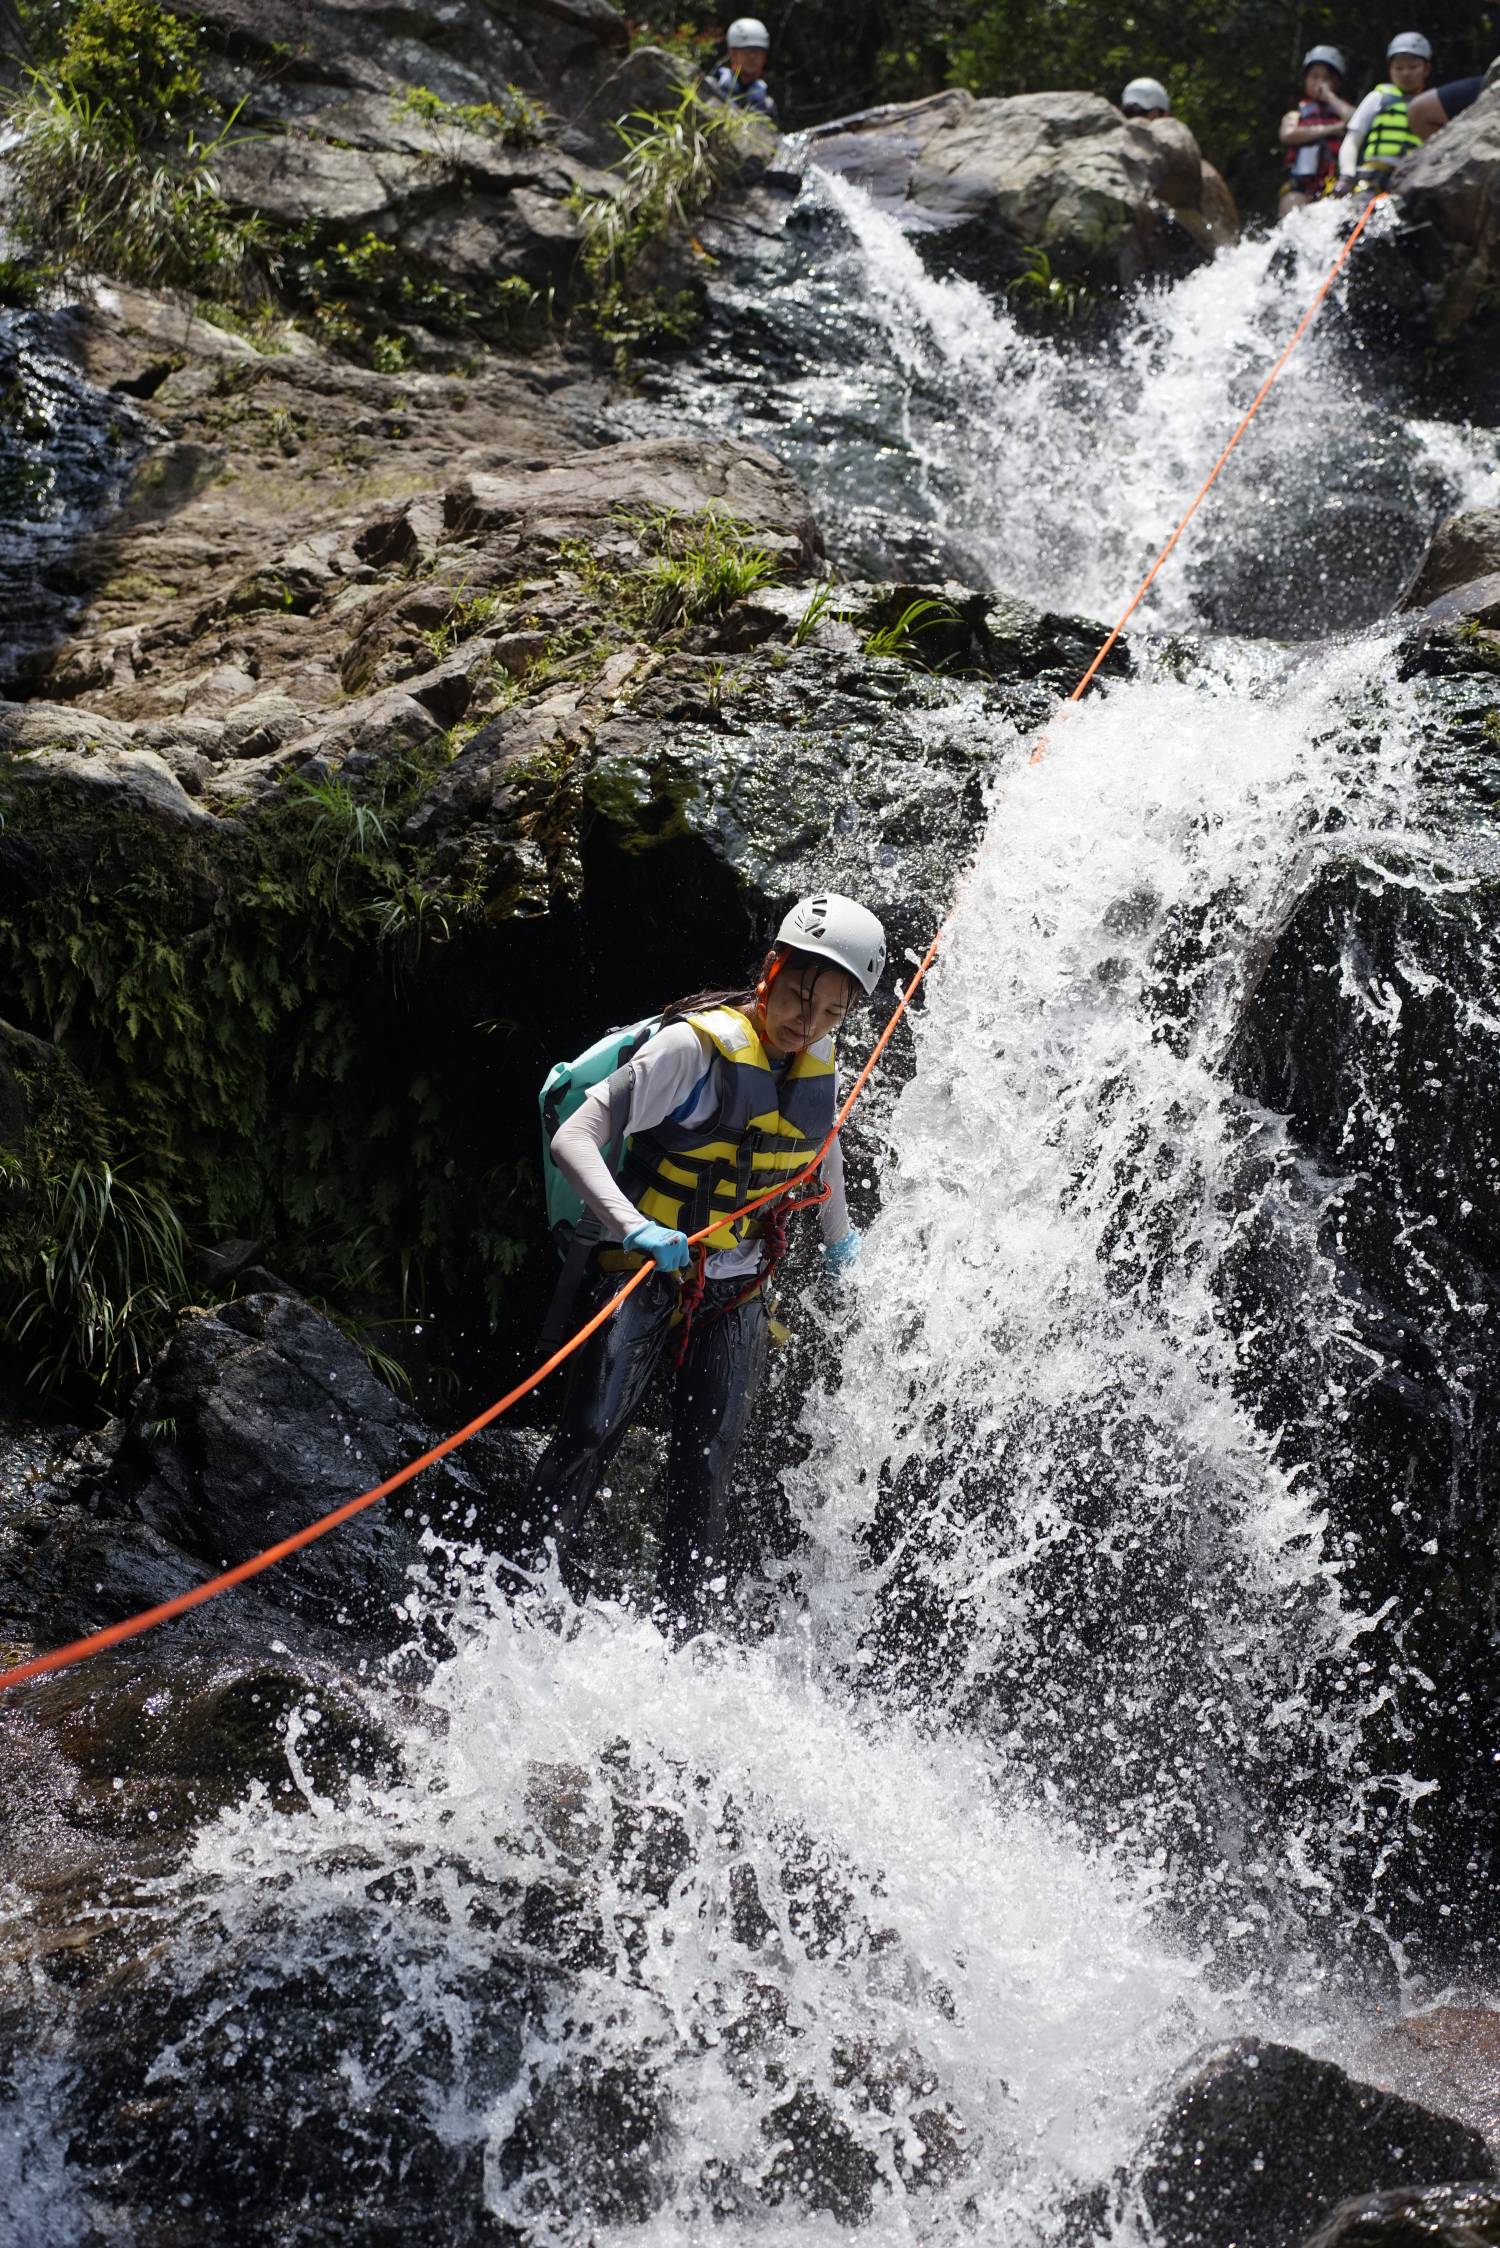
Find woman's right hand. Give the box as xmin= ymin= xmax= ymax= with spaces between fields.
xmin=623 ymin=1221 xmax=692 ymax=1272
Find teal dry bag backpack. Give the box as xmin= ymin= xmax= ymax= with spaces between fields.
xmin=538 ymin=1015 xmax=660 ymax=1248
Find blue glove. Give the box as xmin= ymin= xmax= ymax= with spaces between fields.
xmin=624 ymin=1220 xmax=691 ymax=1273
xmin=822 ymin=1227 xmax=861 ymax=1279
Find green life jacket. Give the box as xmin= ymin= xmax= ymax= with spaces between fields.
xmin=1360 ymin=83 xmax=1420 ymax=173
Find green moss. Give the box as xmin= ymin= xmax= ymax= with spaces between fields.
xmin=0 ymin=756 xmax=532 ymax=1403
xmin=94 ymin=570 xmax=183 ymax=604
xmin=392 ymin=83 xmax=546 ymax=149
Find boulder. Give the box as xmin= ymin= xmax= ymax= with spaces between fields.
xmin=212 ymin=139 xmax=436 ymax=230
xmin=192 ymin=0 xmax=628 ymax=117
xmin=805 ymin=88 xmax=1238 ymax=293
xmin=1354 ymin=2007 xmax=1500 ymax=2151
xmin=1225 ymin=830 xmax=1500 ymax=1928
xmin=167 ymin=0 xmax=637 ymax=313
xmin=1302 ymin=2181 xmax=1500 ymax=2246
xmin=213 ymin=132 xmax=608 ymax=294
xmin=0 ymin=737 xmax=213 ymax=827
xmin=2 ymin=1294 xmax=530 ymax=1666
xmin=1386 ymin=81 xmax=1500 ymax=348
xmin=1404 ymin=507 xmax=1500 ymax=602
xmin=1136 ymin=2040 xmax=1495 ymax=2248
xmin=443 ymin=436 xmax=823 ymax=564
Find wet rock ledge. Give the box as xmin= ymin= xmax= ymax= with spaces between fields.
xmin=0 ymin=280 xmax=1120 ymax=1415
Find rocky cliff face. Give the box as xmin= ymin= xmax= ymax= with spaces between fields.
xmin=4 ymin=13 xmax=1500 ymax=2242
xmin=1393 ymin=81 xmax=1500 ymax=345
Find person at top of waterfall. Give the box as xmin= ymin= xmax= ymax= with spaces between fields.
xmin=527 ymin=892 xmax=884 ymax=1631
xmin=1277 ymin=46 xmax=1354 ymax=217
xmin=706 ymin=16 xmax=777 ymax=123
xmin=1338 ymin=32 xmax=1432 ymax=191
xmin=1120 ymin=76 xmax=1171 ymax=120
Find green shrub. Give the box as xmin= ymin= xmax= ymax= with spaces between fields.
xmin=0 ymin=1026 xmax=190 ymax=1403
xmin=7 ymin=1157 xmax=189 ymax=1398
xmin=278 ymin=225 xmax=545 ymax=360
xmin=0 ymin=254 xmax=62 ymax=307
xmin=1006 ymin=244 xmax=1092 ymax=323
xmin=2 ymin=0 xmax=272 ymax=298
xmin=0 ymin=756 xmax=534 ymax=1406
xmin=572 ymin=85 xmax=743 ymax=367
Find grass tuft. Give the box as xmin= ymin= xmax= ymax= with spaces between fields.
xmin=630 ymin=507 xmax=782 ymax=630
xmin=863 ymin=596 xmax=960 ymax=665
xmin=7 ymin=1156 xmax=188 ymax=1398
xmin=572 ymin=86 xmax=743 ymax=369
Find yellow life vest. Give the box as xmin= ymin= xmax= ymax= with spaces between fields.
xmin=1359 ymin=83 xmax=1420 ymax=174
xmin=621 ymin=1007 xmax=836 ymax=1252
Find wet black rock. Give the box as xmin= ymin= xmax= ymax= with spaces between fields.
xmin=49 ymin=1880 xmax=536 ymax=2248
xmin=1 ymin=1294 xmax=530 ymax=1669
xmin=1302 ymin=2179 xmax=1500 ymax=2246
xmin=1224 ymin=811 xmax=1500 ymax=1938
xmin=1390 ymin=79 xmax=1500 ymax=359
xmin=849 ymin=579 xmax=1131 ymax=689
xmin=1402 ymin=506 xmax=1500 ymax=629
xmin=1137 ymin=2040 xmax=1494 ymax=2248
xmin=1406 ymin=507 xmax=1500 ymax=602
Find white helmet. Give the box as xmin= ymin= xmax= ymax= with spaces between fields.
xmin=775 ymin=893 xmax=886 ymax=996
xmin=1121 ymin=77 xmax=1171 ymax=114
xmin=1302 ymin=44 xmax=1347 ymax=76
xmin=727 ymin=16 xmax=770 ymax=47
xmin=1387 ymin=31 xmax=1432 ymax=60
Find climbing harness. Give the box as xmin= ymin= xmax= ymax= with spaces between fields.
xmin=0 ymin=195 xmax=1388 ymax=1697
xmin=670 ymin=1178 xmax=828 ymax=1369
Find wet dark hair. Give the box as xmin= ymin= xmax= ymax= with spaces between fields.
xmin=661 ymin=944 xmax=861 ymax=1027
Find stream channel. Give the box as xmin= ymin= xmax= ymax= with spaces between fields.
xmin=7 ymin=180 xmax=1500 ymax=2242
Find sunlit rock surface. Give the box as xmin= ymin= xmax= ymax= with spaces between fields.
xmin=802 ymin=87 xmax=1239 ymax=292
xmin=1394 ymin=80 xmax=1500 ymax=341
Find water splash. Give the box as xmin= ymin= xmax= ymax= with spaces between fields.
xmin=635 ymin=175 xmax=1494 ymax=639
xmin=10 ymin=156 xmax=1497 ymax=2244
xmin=792 ymin=635 xmax=1431 ymax=1970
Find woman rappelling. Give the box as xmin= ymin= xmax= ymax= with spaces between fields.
xmin=528 ymin=892 xmax=885 ymax=1630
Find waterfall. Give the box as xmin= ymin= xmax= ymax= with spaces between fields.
xmin=635 ymin=174 xmax=1500 ymax=636
xmin=15 ymin=173 xmax=1500 ymax=2243
xmin=0 ymin=310 xmax=148 ymax=685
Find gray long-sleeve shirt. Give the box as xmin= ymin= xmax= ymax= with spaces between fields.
xmin=552 ymin=1018 xmax=850 ymax=1280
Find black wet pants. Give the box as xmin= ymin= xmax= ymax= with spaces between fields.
xmin=528 ymin=1266 xmax=770 ymax=1624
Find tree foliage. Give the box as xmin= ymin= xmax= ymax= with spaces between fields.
xmin=635 ymin=0 xmax=1498 ymax=208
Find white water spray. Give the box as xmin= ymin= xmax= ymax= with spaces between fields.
xmin=24 ymin=164 xmax=1499 ymax=2247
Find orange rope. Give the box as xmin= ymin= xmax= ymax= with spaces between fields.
xmin=1031 ymin=191 xmax=1386 ymax=757
xmin=0 ymin=201 xmax=1383 ymax=1697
